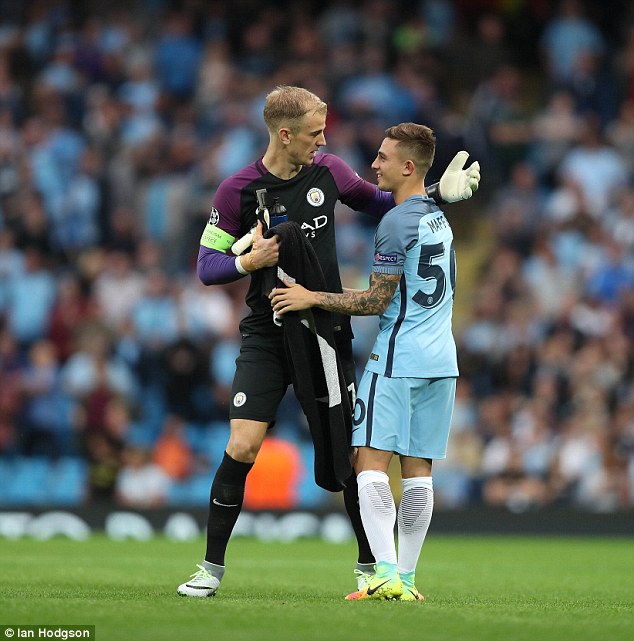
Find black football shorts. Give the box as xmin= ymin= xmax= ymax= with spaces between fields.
xmin=229 ymin=331 xmax=356 ymax=423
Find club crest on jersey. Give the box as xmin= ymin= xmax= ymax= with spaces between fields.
xmin=233 ymin=392 xmax=247 ymax=407
xmin=208 ymin=207 xmax=220 ymax=225
xmin=375 ymin=252 xmax=398 ymax=263
xmin=306 ymin=187 xmax=325 ymax=207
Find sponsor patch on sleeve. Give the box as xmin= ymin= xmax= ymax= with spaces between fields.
xmin=200 ymin=224 xmax=236 ymax=251
xmin=374 ymin=252 xmax=398 ymax=263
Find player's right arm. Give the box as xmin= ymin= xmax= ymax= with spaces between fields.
xmin=324 ymin=151 xmax=480 ymax=216
xmin=197 ymin=182 xmax=278 ymax=285
xmin=269 ymin=272 xmax=401 ymax=317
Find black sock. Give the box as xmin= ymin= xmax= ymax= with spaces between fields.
xmin=205 ymin=452 xmax=253 ymax=565
xmin=343 ymin=472 xmax=375 ymax=564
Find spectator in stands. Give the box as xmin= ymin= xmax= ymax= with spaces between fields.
xmin=0 ymin=229 xmax=23 ymax=309
xmin=0 ymin=326 xmax=24 ymax=454
xmin=539 ymin=0 xmax=605 ymax=87
xmin=605 ymin=98 xmax=634 ymax=175
xmin=4 ymin=247 xmax=56 ymax=347
xmin=557 ymin=113 xmax=629 ymax=214
xmin=47 ymin=272 xmax=99 ymax=363
xmin=152 ymin=414 xmax=194 ymax=481
xmin=244 ymin=436 xmax=304 ymax=510
xmin=529 ymin=89 xmax=583 ymax=183
xmin=161 ymin=338 xmax=215 ymax=422
xmin=153 ymin=10 xmax=203 ymax=104
xmin=85 ymin=431 xmax=122 ymax=503
xmin=464 ymin=64 xmax=533 ymax=181
xmin=93 ymin=250 xmax=144 ymax=331
xmin=115 ymin=444 xmax=171 ymax=508
xmin=20 ymin=339 xmax=76 ymax=457
xmin=60 ymin=324 xmax=138 ymax=405
xmin=488 ymin=161 xmax=547 ymax=256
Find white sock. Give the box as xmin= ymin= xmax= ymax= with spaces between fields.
xmin=397 ymin=476 xmax=434 ymax=574
xmin=357 ymin=470 xmax=397 ymax=565
xmin=201 ymin=560 xmax=225 ymax=581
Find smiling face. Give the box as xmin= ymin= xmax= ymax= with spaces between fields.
xmin=371 ymin=137 xmax=408 ymax=193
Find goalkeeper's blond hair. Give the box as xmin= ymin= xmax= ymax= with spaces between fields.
xmin=263 ymin=86 xmax=327 ymax=135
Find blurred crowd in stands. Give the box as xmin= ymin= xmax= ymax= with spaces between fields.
xmin=0 ymin=0 xmax=633 ymax=513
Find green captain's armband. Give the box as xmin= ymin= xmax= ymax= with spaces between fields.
xmin=200 ymin=224 xmax=236 ymax=252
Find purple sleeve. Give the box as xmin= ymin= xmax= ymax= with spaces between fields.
xmin=197 ymin=247 xmax=242 ymax=285
xmin=209 ymin=176 xmax=244 ymax=238
xmin=319 ymin=154 xmax=395 ymax=219
xmin=196 ymin=174 xmax=250 ymax=285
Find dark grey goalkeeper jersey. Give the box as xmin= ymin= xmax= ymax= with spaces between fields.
xmin=197 ymin=153 xmax=394 ymax=338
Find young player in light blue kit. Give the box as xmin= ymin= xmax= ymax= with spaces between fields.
xmin=270 ymin=122 xmax=475 ymax=601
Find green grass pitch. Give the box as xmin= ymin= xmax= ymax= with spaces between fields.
xmin=1 ymin=535 xmax=632 ymax=641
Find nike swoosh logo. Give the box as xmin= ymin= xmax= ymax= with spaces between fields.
xmin=212 ymin=499 xmax=240 ymax=508
xmin=367 ymin=580 xmax=389 ymax=596
xmin=187 ymin=584 xmax=215 ymax=590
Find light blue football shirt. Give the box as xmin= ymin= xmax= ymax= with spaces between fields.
xmin=365 ymin=194 xmax=458 ymax=378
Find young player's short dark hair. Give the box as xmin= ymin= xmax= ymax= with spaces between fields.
xmin=384 ymin=123 xmax=436 ymax=174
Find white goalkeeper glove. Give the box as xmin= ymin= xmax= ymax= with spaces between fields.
xmin=435 ymin=151 xmax=480 ymax=203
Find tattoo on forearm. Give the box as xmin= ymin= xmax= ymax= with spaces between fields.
xmin=315 ymin=273 xmax=400 ymax=316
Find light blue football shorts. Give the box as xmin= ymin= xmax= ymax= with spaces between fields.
xmin=351 ymin=371 xmax=456 ymax=459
